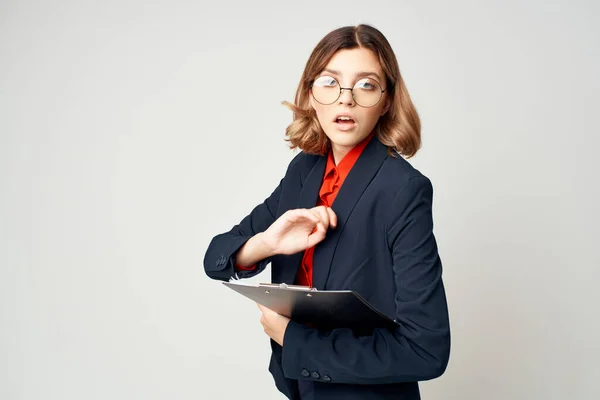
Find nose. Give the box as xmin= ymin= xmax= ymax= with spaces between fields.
xmin=338 ymin=87 xmax=354 ymax=105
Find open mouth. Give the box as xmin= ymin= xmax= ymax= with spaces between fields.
xmin=335 ymin=117 xmax=355 ymax=124
xmin=334 ymin=116 xmax=356 ymax=130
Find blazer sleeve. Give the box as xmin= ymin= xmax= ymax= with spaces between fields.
xmin=203 ymin=178 xmax=283 ymax=282
xmin=281 ymin=176 xmax=451 ymax=384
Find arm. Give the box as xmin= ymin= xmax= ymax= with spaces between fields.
xmin=234 ymin=232 xmax=275 ymax=268
xmin=203 ymin=178 xmax=283 ymax=281
xmin=281 ymin=176 xmax=450 ymax=384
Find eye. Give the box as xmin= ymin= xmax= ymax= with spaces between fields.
xmin=313 ymin=76 xmax=338 ymax=87
xmin=354 ymin=78 xmax=378 ymax=90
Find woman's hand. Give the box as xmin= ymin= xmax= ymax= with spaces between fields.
xmin=262 ymin=206 xmax=338 ymax=255
xmin=257 ymin=303 xmax=291 ymax=346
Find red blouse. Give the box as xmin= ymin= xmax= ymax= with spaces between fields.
xmin=236 ymin=131 xmax=375 ymax=288
xmin=295 ymin=132 xmax=374 ymax=287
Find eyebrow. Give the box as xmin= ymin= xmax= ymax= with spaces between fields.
xmin=320 ymin=68 xmax=382 ymax=81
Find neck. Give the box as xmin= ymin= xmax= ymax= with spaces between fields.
xmin=331 ymin=143 xmax=352 ymax=165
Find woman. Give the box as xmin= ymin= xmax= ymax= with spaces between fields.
xmin=204 ymin=24 xmax=450 ymax=400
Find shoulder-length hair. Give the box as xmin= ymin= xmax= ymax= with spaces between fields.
xmin=282 ymin=24 xmax=421 ymax=158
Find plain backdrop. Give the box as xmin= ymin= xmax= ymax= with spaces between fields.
xmin=1 ymin=1 xmax=599 ymax=399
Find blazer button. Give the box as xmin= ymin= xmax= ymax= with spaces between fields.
xmin=301 ymin=369 xmax=310 ymax=378
xmin=323 ymin=375 xmax=331 ymax=382
xmin=311 ymin=371 xmax=320 ymax=379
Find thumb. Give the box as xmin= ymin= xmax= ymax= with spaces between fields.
xmin=306 ymin=222 xmax=327 ymax=248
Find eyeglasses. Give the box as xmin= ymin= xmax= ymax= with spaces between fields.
xmin=310 ymin=75 xmax=386 ymax=108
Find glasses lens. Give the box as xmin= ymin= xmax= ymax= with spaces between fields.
xmin=353 ymin=78 xmax=382 ymax=107
xmin=312 ymin=76 xmax=340 ymax=105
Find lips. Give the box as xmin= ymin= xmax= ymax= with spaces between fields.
xmin=333 ymin=113 xmax=356 ymax=123
xmin=333 ymin=117 xmax=357 ymax=131
xmin=330 ymin=111 xmax=358 ymax=131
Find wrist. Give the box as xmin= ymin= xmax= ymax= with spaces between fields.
xmin=256 ymin=231 xmax=278 ymax=258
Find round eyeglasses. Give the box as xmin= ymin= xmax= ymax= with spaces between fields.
xmin=310 ymin=75 xmax=386 ymax=108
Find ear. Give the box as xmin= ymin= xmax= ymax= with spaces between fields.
xmin=309 ymin=90 xmax=316 ymax=110
xmin=380 ymin=97 xmax=391 ymax=116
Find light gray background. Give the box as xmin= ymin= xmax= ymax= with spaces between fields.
xmin=1 ymin=0 xmax=599 ymax=399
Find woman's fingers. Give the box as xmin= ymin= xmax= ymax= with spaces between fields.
xmin=310 ymin=206 xmax=330 ymax=230
xmin=306 ymin=221 xmax=327 ymax=247
xmin=266 ymin=207 xmax=338 ymax=253
xmin=288 ymin=208 xmax=319 ymax=224
xmin=310 ymin=206 xmax=338 ymax=230
xmin=279 ymin=210 xmax=316 ymax=232
xmin=325 ymin=207 xmax=337 ymax=228
xmin=284 ymin=207 xmax=339 ymax=237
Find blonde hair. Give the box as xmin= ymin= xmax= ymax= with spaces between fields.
xmin=282 ymin=24 xmax=421 ymax=158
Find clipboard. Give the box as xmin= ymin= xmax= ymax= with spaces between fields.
xmin=223 ymin=281 xmax=398 ymax=332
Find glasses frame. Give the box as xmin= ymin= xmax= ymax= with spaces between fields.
xmin=309 ymin=76 xmax=387 ymax=108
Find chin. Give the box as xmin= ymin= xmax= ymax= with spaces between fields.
xmin=326 ymin=130 xmax=368 ymax=147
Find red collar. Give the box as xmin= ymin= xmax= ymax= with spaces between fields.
xmin=324 ymin=131 xmax=375 ymax=181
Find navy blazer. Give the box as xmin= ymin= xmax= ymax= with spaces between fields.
xmin=204 ymin=136 xmax=450 ymax=400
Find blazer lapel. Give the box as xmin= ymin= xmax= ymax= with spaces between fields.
xmin=312 ymin=137 xmax=389 ymax=290
xmin=297 ymin=156 xmax=327 ymax=210
xmin=279 ymin=155 xmax=327 ymax=284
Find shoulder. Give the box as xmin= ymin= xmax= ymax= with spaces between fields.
xmin=379 ymin=152 xmax=432 ymax=192
xmin=283 ymin=150 xmax=323 ymax=178
xmin=378 ymin=154 xmax=436 ymax=233
xmin=289 ymin=150 xmax=322 ymax=168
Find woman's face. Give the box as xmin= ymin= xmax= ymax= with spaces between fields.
xmin=310 ymin=47 xmax=390 ymax=161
